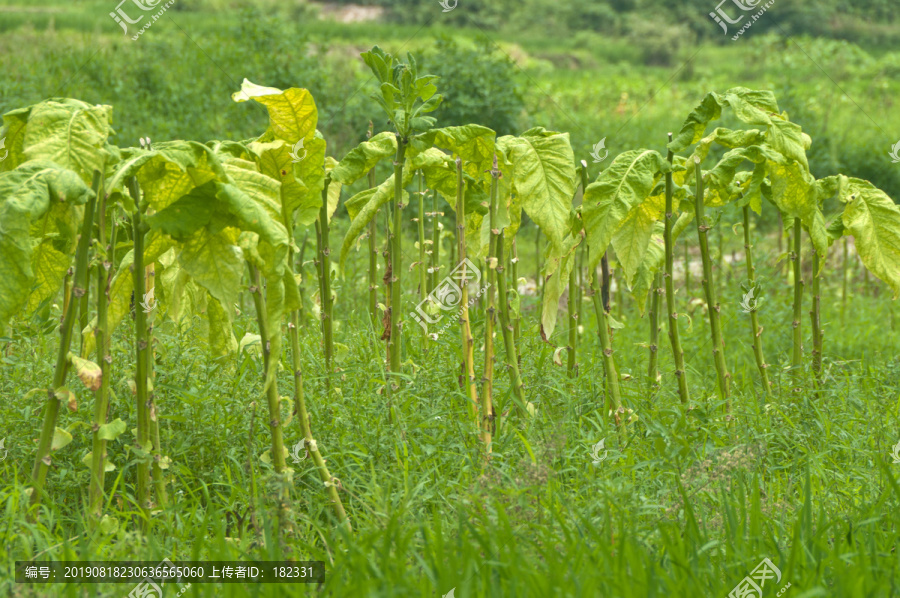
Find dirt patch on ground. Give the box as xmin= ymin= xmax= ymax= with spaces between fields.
xmin=317 ymin=2 xmax=383 ymax=23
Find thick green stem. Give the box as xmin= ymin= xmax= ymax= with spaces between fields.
xmin=382 ymin=202 xmax=392 ymax=363
xmin=430 ymin=186 xmax=440 ymax=294
xmin=247 ymin=263 xmax=290 ymax=537
xmin=742 ymin=205 xmax=771 ymax=395
xmin=297 ymin=231 xmax=308 ymax=329
xmin=841 ymin=237 xmax=848 ymax=328
xmin=589 ymin=249 xmax=625 ymax=441
xmin=790 ymin=217 xmax=804 ymax=377
xmin=389 ymin=137 xmax=407 ymax=384
xmin=567 ymin=260 xmax=578 ymax=378
xmin=693 ymin=158 xmax=730 ymax=408
xmin=30 ymin=171 xmax=101 ymax=513
xmin=368 ymin=168 xmax=378 ymax=329
xmin=89 ymin=183 xmax=113 ymax=522
xmin=290 ymin=309 xmax=349 ymax=530
xmin=664 ymin=140 xmax=690 ymax=404
xmin=318 ymin=179 xmax=334 ymax=391
xmin=455 ymin=158 xmax=478 ymax=422
xmin=810 ymin=250 xmax=823 ymax=383
xmin=279 ymin=175 xmax=348 ymax=531
xmin=417 ymin=171 xmax=427 ymax=351
xmin=491 ymin=161 xmax=526 ymax=415
xmin=131 ymin=178 xmax=152 ymax=523
xmin=684 ymin=237 xmax=691 ymax=296
xmin=511 ymin=238 xmax=521 ymax=345
xmin=481 ymin=165 xmax=500 ymax=450
xmin=146 ymin=263 xmax=167 ymax=511
xmin=648 ymin=271 xmax=661 ymax=386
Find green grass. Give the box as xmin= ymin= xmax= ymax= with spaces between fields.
xmin=2 ymin=215 xmax=900 ymax=596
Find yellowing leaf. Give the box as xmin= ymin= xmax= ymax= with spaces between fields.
xmin=51 ymin=427 xmax=73 ymax=451
xmin=98 ymin=418 xmax=127 ymax=441
xmin=68 ymin=353 xmax=102 ymax=391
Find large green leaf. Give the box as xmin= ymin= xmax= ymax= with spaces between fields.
xmin=331 ymin=132 xmax=397 ymax=185
xmin=0 ymin=161 xmax=94 ymax=333
xmin=108 ymin=141 xmax=226 ymax=212
xmin=540 ymin=234 xmax=579 ymax=339
xmin=294 ymin=135 xmax=327 ymax=227
xmin=177 ymin=229 xmax=244 ymax=310
xmin=839 ymin=178 xmax=900 ymax=298
xmin=610 ymin=189 xmax=665 ymax=288
xmin=631 ymin=213 xmax=695 ymax=314
xmin=18 ymin=100 xmax=112 ymax=183
xmin=232 ymin=80 xmax=318 ymax=144
xmin=582 ymin=149 xmax=669 ymax=271
xmin=499 ymin=128 xmax=575 ymax=253
xmin=765 ymin=159 xmax=827 ymax=258
xmin=0 ymin=106 xmax=31 ymax=172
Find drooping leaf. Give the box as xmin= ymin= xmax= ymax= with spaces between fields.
xmin=97 ymin=418 xmax=127 ymax=441
xmin=178 ymin=229 xmax=244 ymax=310
xmin=51 ymin=427 xmax=73 ymax=451
xmin=20 ymin=99 xmax=112 ymax=183
xmin=499 ymin=128 xmax=576 ymax=254
xmin=839 ymin=178 xmax=900 ymax=298
xmin=631 ymin=212 xmax=695 ymax=314
xmin=68 ymin=353 xmax=102 ymax=391
xmin=82 ymin=451 xmax=117 ymax=472
xmin=582 ymin=149 xmax=669 ymax=271
xmin=232 ymin=80 xmax=318 ymax=144
xmin=331 ymin=132 xmax=397 ymax=185
xmin=0 ymin=161 xmax=94 ymax=334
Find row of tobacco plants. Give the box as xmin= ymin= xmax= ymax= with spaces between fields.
xmin=2 ymin=47 xmax=900 ymax=540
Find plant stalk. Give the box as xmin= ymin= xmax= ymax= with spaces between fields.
xmin=30 ymin=171 xmax=101 ymax=513
xmin=648 ymin=271 xmax=661 ymax=386
xmin=589 ymin=249 xmax=625 ymax=441
xmin=368 ymin=168 xmax=378 ymax=329
xmin=130 ymin=177 xmax=152 ymax=523
xmin=452 ymin=158 xmax=479 ymax=422
xmin=417 ymin=170 xmax=428 ymax=351
xmin=491 ymin=161 xmax=526 ymax=415
xmin=247 ymin=263 xmax=290 ymax=537
xmin=693 ymin=158 xmax=730 ymax=408
xmin=664 ymin=139 xmax=690 ymax=404
xmin=742 ymin=205 xmax=770 ymax=395
xmin=790 ymin=217 xmax=804 ymax=378
xmin=318 ymin=178 xmax=334 ymax=392
xmin=88 ymin=182 xmax=113 ymax=522
xmin=430 ymin=187 xmax=440 ymax=294
xmin=810 ymin=249 xmax=823 ymax=384
xmin=389 ymin=137 xmax=407 ymax=386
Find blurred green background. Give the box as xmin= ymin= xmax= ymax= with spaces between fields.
xmin=2 ymin=0 xmax=899 ymax=217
